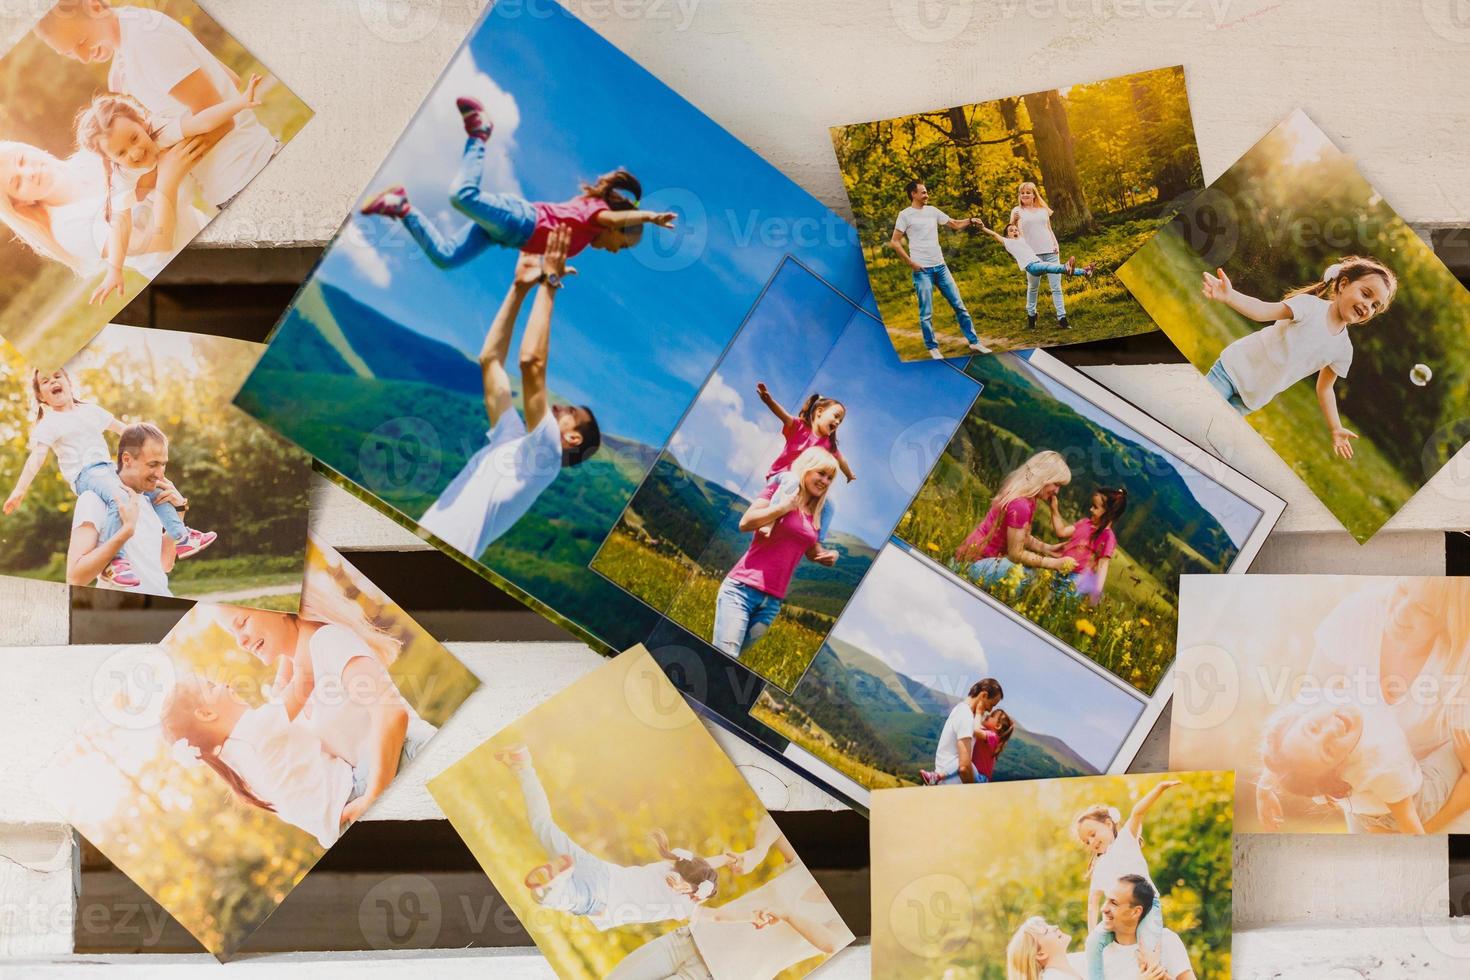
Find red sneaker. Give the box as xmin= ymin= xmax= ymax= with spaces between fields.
xmin=102 ymin=557 xmax=141 ymax=589
xmin=456 ymin=96 xmax=493 ymax=141
xmin=524 ymin=854 xmax=574 ymax=895
xmin=360 ymin=185 xmax=410 ymax=219
xmin=175 ymin=528 xmax=217 ymax=560
xmin=495 ymin=744 xmax=532 ymax=769
xmin=919 ymin=769 xmax=943 ymax=786
xmin=1082 ymin=263 xmax=1097 ymax=278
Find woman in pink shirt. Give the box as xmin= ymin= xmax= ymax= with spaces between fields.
xmin=1047 ymin=486 xmax=1127 ymax=605
xmin=361 ymin=96 xmax=676 ymax=265
xmin=954 ymin=450 xmax=1076 ymax=586
xmin=712 ymin=448 xmax=839 ymax=658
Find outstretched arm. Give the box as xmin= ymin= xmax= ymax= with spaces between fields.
xmin=755 ymin=382 xmax=793 ymax=427
xmin=596 ymin=208 xmax=676 ymax=230
xmin=66 ymin=492 xmax=139 ymax=586
xmin=1200 ymin=268 xmax=1292 ymax=322
xmin=1125 ymin=779 xmax=1182 ymax=838
xmin=1004 ymin=525 xmax=1074 ymax=572
xmin=3 ymin=447 xmax=50 ymax=515
xmin=975 ymin=221 xmax=1006 ymax=244
xmin=337 ymin=658 xmax=411 ymax=825
xmin=479 ymin=253 xmax=542 ymax=429
xmin=1424 ymin=729 xmax=1470 ymax=833
xmin=944 ymin=216 xmax=976 ymax=231
xmin=1315 ymin=367 xmax=1356 ymax=460
xmin=518 ymin=226 xmax=575 ymax=432
xmin=90 ymin=212 xmax=131 ymax=305
xmin=834 ymin=450 xmax=855 ymax=482
xmin=753 ymin=899 xmax=842 ymax=956
xmin=178 ymin=74 xmax=263 ymax=138
xmin=723 ymin=814 xmax=791 ymax=875
xmin=1046 ymin=496 xmax=1075 ymax=539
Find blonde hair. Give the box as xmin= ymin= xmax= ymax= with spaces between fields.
xmin=786 ymin=446 xmax=839 ymax=532
xmin=1284 ymin=255 xmax=1398 ymax=319
xmin=1016 ymin=181 xmax=1050 ymax=212
xmin=1004 ymin=916 xmax=1050 ymax=980
xmin=993 ymin=450 xmax=1071 ymax=516
xmin=1072 ymin=803 xmax=1122 ymax=878
xmin=74 ymin=93 xmax=155 ymax=224
xmin=0 ymin=142 xmax=95 ymax=273
xmin=300 ymin=545 xmax=403 ymax=667
xmin=159 ymin=676 xmax=276 ymax=813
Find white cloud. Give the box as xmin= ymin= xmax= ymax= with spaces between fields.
xmin=838 ymin=549 xmax=987 ymax=679
xmin=669 ymin=372 xmax=773 ymax=487
xmin=344 ymin=234 xmax=392 ymax=289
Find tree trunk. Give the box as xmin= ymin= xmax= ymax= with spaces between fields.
xmin=996 ymin=98 xmax=1031 ymax=164
xmin=1021 ymin=89 xmax=1096 ymax=235
xmin=943 ymin=105 xmax=984 ymax=214
xmin=1129 ymin=73 xmax=1192 ymax=202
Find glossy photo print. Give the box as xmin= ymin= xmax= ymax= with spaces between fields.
xmin=831 ymin=65 xmax=1203 ymax=359
xmin=871 ymin=771 xmax=1233 ymax=980
xmin=0 ymin=0 xmax=312 ymax=369
xmin=428 ymin=646 xmax=854 ymax=980
xmin=1118 ymin=110 xmax=1470 ymax=543
xmin=1171 ymin=575 xmax=1470 ymax=835
xmin=36 ymin=536 xmax=481 ymax=958
xmin=0 ymin=324 xmax=312 ymax=608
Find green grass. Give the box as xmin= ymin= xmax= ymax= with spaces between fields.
xmin=1119 ymin=229 xmax=1418 ymax=541
xmin=3 ymin=267 xmax=150 ymax=370
xmin=870 ymin=212 xmax=1162 ymax=359
xmin=590 ymin=528 xmax=693 ymax=613
xmin=750 ymin=693 xmax=909 ymax=792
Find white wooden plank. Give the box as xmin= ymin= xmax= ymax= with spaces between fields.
xmin=0 ymin=822 xmax=74 ymax=957
xmin=0 ymin=578 xmax=70 ymax=646
xmin=1250 ymin=531 xmax=1447 ymax=577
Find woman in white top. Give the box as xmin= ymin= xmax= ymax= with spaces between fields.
xmin=1010 ymin=182 xmax=1070 ymax=330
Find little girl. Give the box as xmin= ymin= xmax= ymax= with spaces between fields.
xmin=1048 ymin=487 xmax=1127 ymax=605
xmin=360 ymin=96 xmax=676 ymax=265
xmin=3 ymin=369 xmax=215 ymax=588
xmin=954 ymin=450 xmax=1076 ymax=584
xmin=160 ymin=674 xmax=357 ymax=849
xmin=920 ymin=708 xmax=1015 ymax=785
xmin=978 ymin=220 xmax=1095 ymax=282
xmin=1074 ymin=779 xmax=1180 ymax=980
xmin=74 ymin=76 xmax=264 ymax=305
xmin=1200 ymin=256 xmax=1398 ymax=458
xmin=754 ymin=382 xmax=854 ymax=543
xmin=1010 ymin=182 xmax=1070 ymax=330
xmin=497 ymin=744 xmax=732 ymax=931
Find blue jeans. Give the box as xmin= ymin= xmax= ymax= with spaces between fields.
xmin=938 ymin=767 xmax=986 ymax=785
xmin=713 ymin=577 xmax=783 ymax=657
xmin=516 ymin=764 xmax=611 ymax=917
xmin=1087 ymin=895 xmax=1163 ymax=980
xmin=74 ymin=461 xmax=186 ymax=545
xmin=1025 ymin=259 xmax=1086 ymax=278
xmin=401 ymin=137 xmax=536 ymax=267
xmin=968 ymin=556 xmax=1029 ymax=586
xmin=1205 ymin=359 xmax=1250 ymax=415
xmin=913 ymin=264 xmax=979 ymax=351
xmin=348 ymin=727 xmax=432 ymax=802
xmin=1026 ymin=250 xmax=1066 ymax=317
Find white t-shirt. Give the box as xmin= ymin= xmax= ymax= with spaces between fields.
xmin=590 ymin=861 xmax=699 ymax=931
xmin=1002 ymin=236 xmax=1044 ymax=272
xmin=218 ymin=702 xmax=355 ymax=849
xmin=109 ymin=8 xmax=277 ymax=206
xmin=30 ymin=403 xmax=114 ymax=489
xmin=894 ymin=205 xmax=951 ymax=268
xmin=300 ymin=624 xmax=436 ymax=769
xmin=1090 ymin=828 xmax=1156 ymax=896
xmin=48 ymin=188 xmax=207 ymax=279
xmin=73 ymin=489 xmax=171 ymax=596
xmin=1067 ymin=929 xmax=1194 ymax=979
xmin=1217 ymin=294 xmax=1352 ymax=411
xmin=934 ymin=700 xmax=976 ymax=776
xmin=1340 ymin=699 xmax=1423 ymax=816
xmin=690 ymin=862 xmax=852 ymax=979
xmin=419 ymin=409 xmax=564 ymax=561
xmin=1010 ymin=205 xmax=1059 ymax=254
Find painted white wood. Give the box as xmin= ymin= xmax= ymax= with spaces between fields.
xmin=0 ymin=578 xmax=70 ymax=646
xmin=0 ymin=822 xmax=74 ymax=957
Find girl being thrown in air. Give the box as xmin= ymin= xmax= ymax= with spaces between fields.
xmin=754 ymin=382 xmax=855 ymax=543
xmin=360 ymin=97 xmax=677 ymax=266
xmin=1200 ymin=256 xmax=1397 ymax=459
xmin=3 ymin=368 xmax=215 ymax=588
xmin=977 ymin=219 xmax=1095 ymax=283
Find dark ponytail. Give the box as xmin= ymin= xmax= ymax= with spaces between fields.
xmin=581 ymin=168 xmax=642 ymax=212
xmin=650 ymin=828 xmax=718 ymax=901
xmin=988 ymin=708 xmax=1015 ymax=757
xmin=798 ymin=393 xmax=846 ymax=454
xmin=1090 ymin=487 xmax=1128 ymax=545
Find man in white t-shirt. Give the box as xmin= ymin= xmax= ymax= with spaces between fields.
xmin=66 ymin=422 xmax=177 ymax=596
xmin=930 ymin=677 xmax=1004 ymax=785
xmin=1068 ymin=875 xmax=1197 ymax=980
xmin=35 ymin=0 xmax=278 ymax=206
xmin=419 ymin=225 xmax=600 ymax=561
xmin=888 ymin=180 xmax=989 ymax=359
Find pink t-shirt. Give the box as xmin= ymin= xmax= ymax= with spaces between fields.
xmin=956 ymin=497 xmax=1036 ymax=562
xmin=526 ymin=196 xmax=611 ymax=256
xmin=766 ymin=418 xmax=834 ymax=480
xmin=1059 ymin=518 xmax=1117 ymax=571
xmin=972 ymin=728 xmax=1001 ymax=779
xmin=727 ymin=483 xmax=820 ymax=599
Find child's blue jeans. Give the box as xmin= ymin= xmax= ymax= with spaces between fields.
xmin=1205 ymin=359 xmax=1251 ymax=415
xmin=1025 ymin=259 xmax=1087 ymax=278
xmin=74 ymin=462 xmax=187 ymax=545
xmin=401 ymin=137 xmax=537 ymax=267
xmin=1087 ymin=895 xmax=1163 ymax=980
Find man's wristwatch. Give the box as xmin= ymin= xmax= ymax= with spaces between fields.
xmin=542 ymin=271 xmax=566 ymax=290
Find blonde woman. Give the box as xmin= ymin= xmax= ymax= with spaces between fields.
xmin=955 ymin=450 xmax=1077 ymax=585
xmin=712 ymin=447 xmax=840 ymax=657
xmin=1009 ymin=182 xmax=1070 ymax=330
xmin=1006 ymin=917 xmax=1082 ymax=979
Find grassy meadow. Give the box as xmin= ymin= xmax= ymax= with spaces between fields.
xmin=750 ymin=690 xmax=910 ymax=792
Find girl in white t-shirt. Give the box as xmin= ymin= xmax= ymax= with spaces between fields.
xmin=1010 ymin=182 xmax=1071 ymax=330
xmin=1073 ymin=779 xmax=1180 ymax=980
xmin=1200 ymin=256 xmax=1398 ymax=458
xmin=3 ymin=368 xmax=215 ymax=587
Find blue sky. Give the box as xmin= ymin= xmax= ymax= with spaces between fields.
xmin=304 ymin=5 xmax=867 ymax=449
xmin=667 ymin=260 xmax=979 ymax=549
xmin=828 ymin=547 xmax=1143 ymax=772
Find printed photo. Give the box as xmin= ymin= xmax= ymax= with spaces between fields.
xmin=592 ymin=257 xmax=979 ymax=691
xmin=752 ymin=546 xmax=1145 ymax=793
xmin=893 ymin=351 xmax=1279 ymax=694
xmin=0 ymin=0 xmax=312 ymax=369
xmin=871 ymin=771 xmax=1232 ymax=980
xmin=1118 ymin=110 xmax=1470 ymax=543
xmin=35 ymin=536 xmax=481 ymax=958
xmin=428 ymin=645 xmax=854 ymax=980
xmin=831 ymin=66 xmax=1203 ymax=359
xmin=1172 ymin=575 xmax=1470 ymax=835
xmin=0 ymin=323 xmax=312 ymax=607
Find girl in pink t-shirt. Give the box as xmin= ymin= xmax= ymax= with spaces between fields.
xmin=921 ymin=708 xmax=1015 ymax=785
xmin=361 ymin=96 xmax=677 ymax=266
xmin=1048 ymin=486 xmax=1127 ymax=605
xmin=954 ymin=450 xmax=1075 ymax=585
xmin=754 ymin=382 xmax=855 ymax=543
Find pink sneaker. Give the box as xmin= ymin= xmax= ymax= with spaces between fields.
xmin=175 ymin=528 xmax=217 ymax=560
xmin=360 ymin=185 xmax=410 ymax=219
xmin=1082 ymin=262 xmax=1097 ymax=278
xmin=456 ymin=96 xmax=493 ymax=141
xmin=919 ymin=769 xmax=943 ymax=786
xmin=102 ymin=557 xmax=140 ymax=589
xmin=524 ymin=854 xmax=573 ymax=900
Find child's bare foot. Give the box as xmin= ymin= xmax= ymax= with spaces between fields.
xmin=175 ymin=528 xmax=217 ymax=560
xmin=524 ymin=854 xmax=573 ymax=900
xmin=495 ymin=744 xmax=532 ymax=770
xmin=1064 ymin=256 xmax=1077 ymax=274
xmin=361 ymin=185 xmax=410 ymax=219
xmin=102 ymin=557 xmax=140 ymax=590
xmin=456 ymin=96 xmax=493 ymax=141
